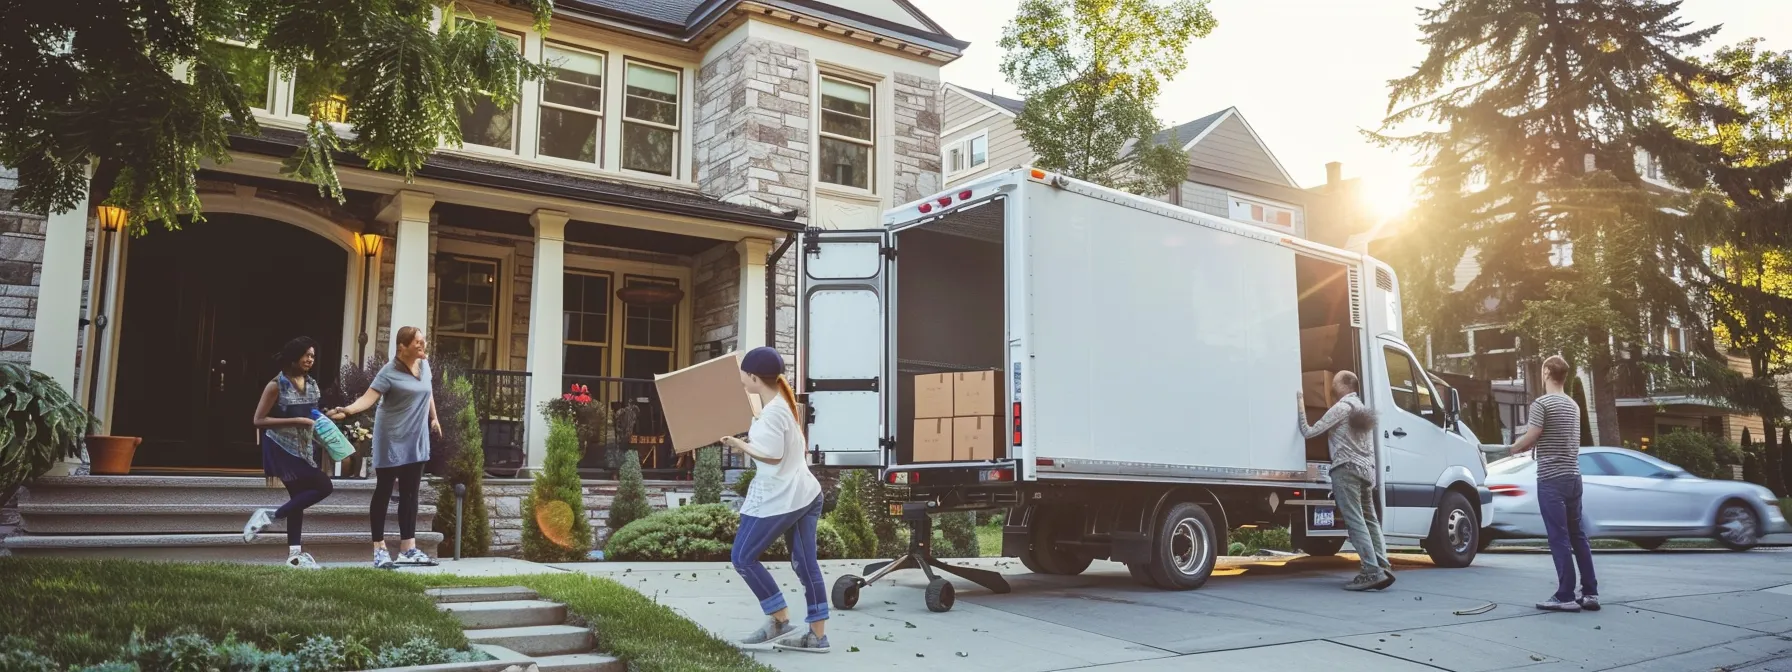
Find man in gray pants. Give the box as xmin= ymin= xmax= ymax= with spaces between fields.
xmin=1299 ymin=371 xmax=1392 ymax=591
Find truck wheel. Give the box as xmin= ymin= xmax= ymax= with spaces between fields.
xmin=925 ymin=577 xmax=955 ymax=613
xmin=1297 ymin=537 xmax=1344 ymax=557
xmin=1144 ymin=502 xmax=1218 ymax=591
xmin=1018 ymin=506 xmax=1092 ymax=576
xmin=1127 ymin=561 xmax=1156 ymax=587
xmin=1425 ymin=491 xmax=1478 ymax=568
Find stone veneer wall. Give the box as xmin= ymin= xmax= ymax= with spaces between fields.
xmin=0 ymin=168 xmax=89 ymax=367
xmin=483 ymin=478 xmax=690 ymax=555
xmin=772 ymin=249 xmax=796 ymax=367
xmin=691 ymin=242 xmax=740 ymax=354
xmin=891 ymin=73 xmax=943 ymax=204
xmin=695 ymin=37 xmax=814 ymax=216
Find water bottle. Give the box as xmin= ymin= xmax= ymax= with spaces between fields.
xmin=312 ymin=410 xmax=357 ymax=462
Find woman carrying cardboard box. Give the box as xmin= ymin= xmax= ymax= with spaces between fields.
xmin=719 ymin=347 xmax=831 ymax=653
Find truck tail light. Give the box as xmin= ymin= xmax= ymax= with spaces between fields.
xmin=1490 ymin=484 xmax=1525 ymax=497
xmin=1012 ymin=402 xmax=1022 ymax=446
xmin=958 ymin=190 xmax=973 ymax=201
xmin=937 ymin=196 xmax=952 ymax=207
xmin=918 ymin=202 xmax=933 ymax=214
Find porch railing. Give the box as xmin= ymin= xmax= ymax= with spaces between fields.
xmin=562 ymin=374 xmax=722 ymax=479
xmin=464 ymin=369 xmax=530 ymax=476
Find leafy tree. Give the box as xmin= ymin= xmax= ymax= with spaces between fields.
xmin=432 ymin=375 xmax=489 ymax=557
xmin=998 ymin=0 xmax=1216 ymax=195
xmin=692 ymin=446 xmax=722 ymax=505
xmin=1649 ymin=39 xmax=1792 ymax=494
xmin=606 ymin=449 xmax=653 ymax=544
xmin=824 ymin=470 xmax=877 ymax=558
xmin=1374 ymin=0 xmax=1724 ymax=446
xmin=521 ymin=418 xmax=590 ymax=563
xmin=0 ymin=1 xmax=550 ymax=233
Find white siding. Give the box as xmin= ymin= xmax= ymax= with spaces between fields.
xmin=1187 ymin=115 xmax=1293 ymax=187
xmin=942 ymin=115 xmax=1034 ymax=186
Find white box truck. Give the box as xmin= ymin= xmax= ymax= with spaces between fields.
xmin=799 ymin=168 xmax=1492 ymax=611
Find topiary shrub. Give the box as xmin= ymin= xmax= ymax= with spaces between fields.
xmin=607 ymin=449 xmax=653 ymax=543
xmin=693 ymin=446 xmax=722 ymax=505
xmin=731 ymin=466 xmax=755 ymax=498
xmin=522 ymin=418 xmax=591 ymax=562
xmin=1654 ymin=429 xmax=1723 ymax=479
xmin=605 ymin=503 xmax=845 ymax=561
xmin=433 ymin=375 xmax=490 ymax=558
xmin=825 ymin=470 xmax=877 ymax=558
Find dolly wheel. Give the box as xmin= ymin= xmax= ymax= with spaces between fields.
xmin=925 ymin=577 xmax=955 ymax=613
xmin=831 ymin=575 xmax=862 ymax=611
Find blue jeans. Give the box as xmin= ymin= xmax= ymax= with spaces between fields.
xmin=1538 ymin=476 xmax=1598 ymax=602
xmin=733 ymin=496 xmax=828 ymax=624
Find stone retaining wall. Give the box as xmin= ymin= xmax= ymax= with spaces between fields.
xmin=482 ymin=478 xmax=693 ymax=556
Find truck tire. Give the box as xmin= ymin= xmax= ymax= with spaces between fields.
xmin=1144 ymin=502 xmax=1218 ymax=591
xmin=1297 ymin=537 xmax=1345 ymax=557
xmin=1017 ymin=506 xmax=1092 ymax=576
xmin=1424 ymin=491 xmax=1478 ymax=568
xmin=1127 ymin=561 xmax=1155 ymax=587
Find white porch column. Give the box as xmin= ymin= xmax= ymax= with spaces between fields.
xmin=30 ymin=177 xmax=92 ymax=393
xmin=524 ymin=209 xmax=569 ymax=472
xmin=735 ymin=238 xmax=774 ymax=351
xmin=378 ymin=190 xmax=435 ymax=358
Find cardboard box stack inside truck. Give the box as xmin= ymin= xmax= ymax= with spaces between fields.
xmin=912 ymin=370 xmax=1002 ymax=462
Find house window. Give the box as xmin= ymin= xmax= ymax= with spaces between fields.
xmin=1664 ymin=326 xmax=1685 ymax=353
xmin=539 ymin=44 xmax=605 ymax=164
xmin=945 ymin=131 xmax=988 ymax=175
xmin=819 ymin=76 xmax=875 ymax=190
xmin=459 ymin=31 xmax=523 ymax=151
xmin=563 ymin=271 xmax=612 ymax=377
xmin=622 ymin=60 xmax=680 ymax=176
xmin=1227 ymin=195 xmax=1296 ymax=230
xmin=1546 ymin=228 xmax=1574 ymax=267
xmin=202 ymin=41 xmax=275 ymax=111
xmin=1472 ymin=327 xmax=1518 ymax=353
xmin=435 ymin=255 xmax=501 ymax=369
xmin=621 ymin=277 xmax=679 ymax=380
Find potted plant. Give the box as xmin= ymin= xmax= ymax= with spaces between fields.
xmin=0 ymin=363 xmax=96 ymax=501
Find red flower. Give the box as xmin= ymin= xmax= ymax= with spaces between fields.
xmin=574 ymin=394 xmax=591 ymax=404
xmin=562 ymin=393 xmax=574 ymax=401
xmin=579 ymin=384 xmax=590 ymax=395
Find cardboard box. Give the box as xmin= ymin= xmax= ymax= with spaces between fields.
xmin=914 ymin=373 xmax=955 ymax=419
xmin=653 ymin=352 xmax=757 ymax=454
xmin=953 ymin=416 xmax=998 ymax=461
xmin=1300 ymin=325 xmax=1343 ymax=371
xmin=913 ymin=418 xmax=953 ymax=462
xmin=953 ymin=370 xmax=1001 ymax=417
xmin=1303 ymin=371 xmax=1338 ymax=409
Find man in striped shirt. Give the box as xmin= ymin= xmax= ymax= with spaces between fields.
xmin=1508 ymin=355 xmax=1599 ymax=612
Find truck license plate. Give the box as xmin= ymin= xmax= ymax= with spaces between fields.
xmin=1312 ymin=506 xmax=1337 ymax=529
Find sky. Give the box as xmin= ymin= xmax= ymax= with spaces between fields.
xmin=907 ymin=0 xmax=1792 ymax=220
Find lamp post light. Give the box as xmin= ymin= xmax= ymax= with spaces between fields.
xmin=83 ymin=205 xmax=128 ymax=415
xmin=356 ymin=232 xmax=383 ymax=364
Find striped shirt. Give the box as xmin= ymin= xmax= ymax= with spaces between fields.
xmin=1528 ymin=393 xmax=1582 ymax=481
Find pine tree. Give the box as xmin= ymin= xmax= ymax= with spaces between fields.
xmin=433 ymin=376 xmax=489 ymax=557
xmin=824 ymin=470 xmax=877 ymax=558
xmin=693 ymin=446 xmax=722 ymax=505
xmin=608 ymin=449 xmax=653 ymax=540
xmin=1375 ymin=0 xmax=1725 ymax=446
xmin=521 ymin=418 xmax=590 ymax=563
xmin=999 ymin=0 xmax=1216 ymax=195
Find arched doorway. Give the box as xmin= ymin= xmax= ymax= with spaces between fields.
xmin=111 ymin=213 xmax=348 ymax=470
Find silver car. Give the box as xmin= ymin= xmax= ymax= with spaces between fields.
xmin=1485 ymin=446 xmax=1789 ymax=551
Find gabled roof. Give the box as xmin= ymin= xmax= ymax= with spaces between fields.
xmin=560 ymin=0 xmax=967 ymax=57
xmin=1151 ymin=108 xmax=1230 ymax=148
xmin=1163 ymin=107 xmax=1298 ymax=188
xmin=947 ymin=84 xmax=1026 ymax=116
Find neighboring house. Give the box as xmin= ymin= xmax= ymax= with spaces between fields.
xmin=1 ymin=0 xmax=962 ymax=556
xmin=939 ymin=85 xmax=1366 ymax=245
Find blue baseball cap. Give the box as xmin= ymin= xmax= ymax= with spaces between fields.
xmin=740 ymin=347 xmax=784 ymax=377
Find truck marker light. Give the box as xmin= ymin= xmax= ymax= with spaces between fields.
xmin=1029 ymin=169 xmax=1047 ymax=179
xmin=918 ymin=202 xmax=933 ymax=214
xmin=958 ymin=190 xmax=974 ymax=201
xmin=1012 ymin=402 xmax=1023 ymax=446
xmin=1036 ymin=458 xmax=1054 ymax=467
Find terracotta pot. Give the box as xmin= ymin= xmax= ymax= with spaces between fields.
xmin=87 ymin=436 xmax=142 ymax=475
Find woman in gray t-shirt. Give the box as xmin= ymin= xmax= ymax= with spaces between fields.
xmin=330 ymin=326 xmax=441 ymax=568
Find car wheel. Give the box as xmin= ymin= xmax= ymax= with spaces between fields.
xmin=1297 ymin=537 xmax=1345 ymax=557
xmin=1144 ymin=502 xmax=1219 ymax=591
xmin=1626 ymin=538 xmax=1665 ymax=551
xmin=1714 ymin=500 xmax=1760 ymax=552
xmin=1424 ymin=491 xmax=1479 ymax=568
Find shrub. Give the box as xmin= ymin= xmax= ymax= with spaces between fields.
xmin=934 ymin=512 xmax=979 ymax=558
xmin=1230 ymin=526 xmax=1292 ymax=556
xmin=825 ymin=470 xmax=876 ymax=558
xmin=605 ymin=503 xmax=845 ymax=562
xmin=693 ymin=447 xmax=722 ymax=505
xmin=433 ymin=376 xmax=490 ymax=558
xmin=522 ymin=419 xmax=591 ymax=562
xmin=869 ymin=476 xmax=907 ymax=557
xmin=607 ymin=449 xmax=654 ymax=542
xmin=731 ymin=467 xmax=755 ymax=498
xmin=0 ymin=363 xmax=94 ymax=499
xmin=1654 ymin=429 xmax=1724 ymax=479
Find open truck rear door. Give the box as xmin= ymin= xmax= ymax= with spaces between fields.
xmin=797 ymin=229 xmax=891 ymax=467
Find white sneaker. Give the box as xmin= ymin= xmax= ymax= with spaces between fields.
xmin=373 ymin=548 xmax=394 ymax=569
xmin=286 ymin=552 xmax=321 ymax=570
xmin=396 ymin=548 xmax=434 ymax=565
xmin=243 ymin=508 xmax=275 ymax=542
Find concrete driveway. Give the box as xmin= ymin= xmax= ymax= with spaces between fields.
xmin=553 ymin=547 xmax=1792 ymax=672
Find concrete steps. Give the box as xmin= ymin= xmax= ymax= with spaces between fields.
xmin=432 ymin=586 xmax=621 ymax=672
xmin=19 ymin=503 xmax=436 ymax=535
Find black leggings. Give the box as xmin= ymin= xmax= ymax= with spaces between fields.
xmin=371 ymin=461 xmax=426 ymax=542
xmin=275 ymin=471 xmax=334 ymax=546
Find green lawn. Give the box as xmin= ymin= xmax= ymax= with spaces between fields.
xmin=416 ymin=574 xmax=774 ymax=672
xmin=0 ymin=558 xmax=466 ymax=666
xmin=977 ymin=522 xmax=1003 ymax=557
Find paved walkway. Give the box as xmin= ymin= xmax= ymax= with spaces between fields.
xmin=409 ymin=548 xmax=1792 ymax=671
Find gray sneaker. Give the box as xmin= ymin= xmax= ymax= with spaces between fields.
xmin=1537 ymin=598 xmax=1583 ymax=612
xmin=243 ymin=508 xmax=275 ymax=542
xmin=285 ymin=552 xmax=322 ymax=570
xmin=1577 ymin=594 xmax=1601 ymax=612
xmin=772 ymin=632 xmax=830 ymax=654
xmin=1343 ymin=573 xmax=1381 ymax=592
xmin=373 ymin=548 xmax=394 ymax=569
xmin=396 ymin=548 xmax=434 ymax=565
xmin=738 ymin=618 xmax=797 ymax=647
xmin=1371 ymin=570 xmax=1395 ymax=591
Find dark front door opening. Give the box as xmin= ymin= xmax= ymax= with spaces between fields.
xmin=112 ymin=213 xmax=347 ymax=470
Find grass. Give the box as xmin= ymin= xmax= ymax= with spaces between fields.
xmin=416 ymin=573 xmax=774 ymax=672
xmin=977 ymin=521 xmax=1003 ymax=557
xmin=0 ymin=558 xmax=466 ymax=666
